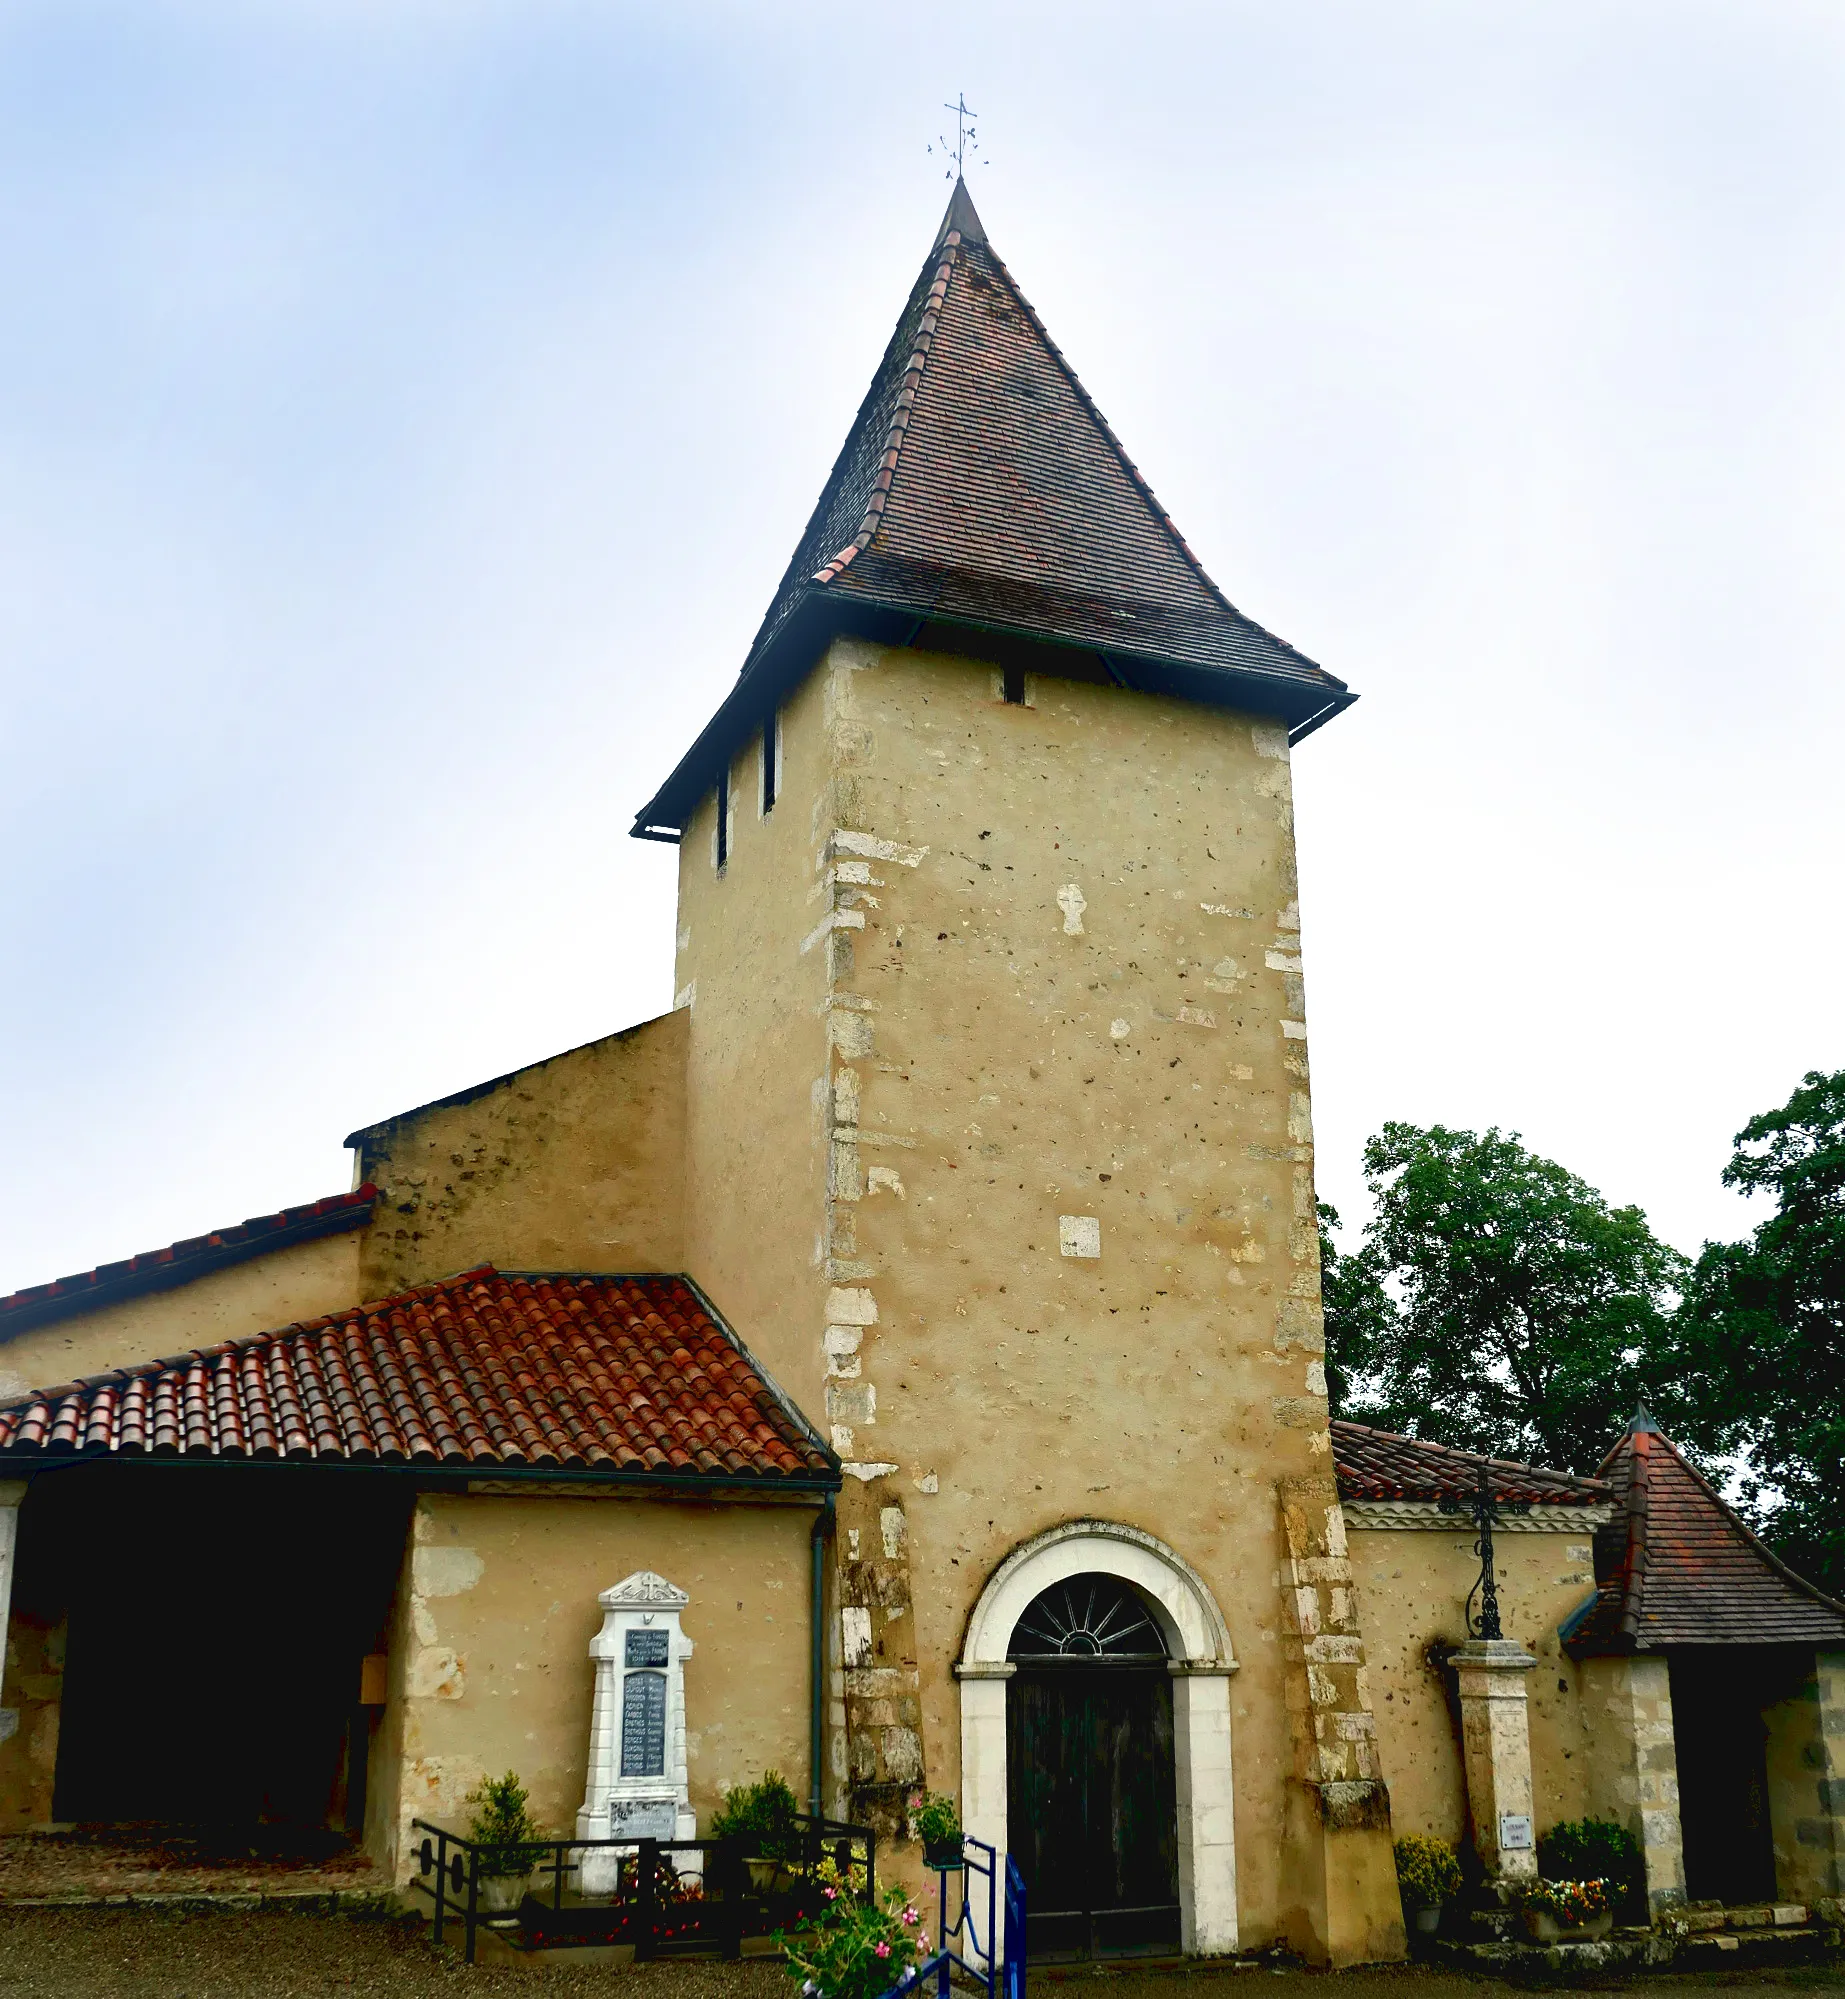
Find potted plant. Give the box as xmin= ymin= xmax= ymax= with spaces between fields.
xmin=1393 ymin=1833 xmax=1462 ymax=1936
xmin=775 ymin=1860 xmax=924 ymax=1999
xmin=908 ymin=1792 xmax=961 ymax=1870
xmin=1513 ymin=1876 xmax=1614 ymax=1942
xmin=465 ymin=1770 xmax=541 ymax=1914
xmin=711 ymin=1770 xmax=802 ymax=1892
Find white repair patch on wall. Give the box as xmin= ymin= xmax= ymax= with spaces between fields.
xmin=867 ymin=1165 xmax=905 ymax=1197
xmin=841 ymin=1607 xmax=874 ymax=1668
xmin=1059 ymin=1215 xmax=1102 ymax=1259
xmin=1056 ymin=883 xmax=1087 ymax=935
xmin=411 ymin=1545 xmax=485 ymax=1598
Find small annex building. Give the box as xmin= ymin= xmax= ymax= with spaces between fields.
xmin=2 ymin=178 xmax=1843 ymax=1966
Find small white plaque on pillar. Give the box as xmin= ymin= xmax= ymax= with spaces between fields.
xmin=1499 ymin=1814 xmax=1534 ymax=1850
xmin=576 ymin=1570 xmax=696 ymax=1891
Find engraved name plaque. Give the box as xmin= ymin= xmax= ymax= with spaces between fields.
xmin=621 ymin=1669 xmax=668 ymax=1777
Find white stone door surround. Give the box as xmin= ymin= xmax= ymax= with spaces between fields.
xmin=956 ymin=1519 xmax=1240 ymax=1957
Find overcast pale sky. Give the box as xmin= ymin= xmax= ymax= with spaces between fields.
xmin=3 ymin=0 xmax=1841 ymax=1298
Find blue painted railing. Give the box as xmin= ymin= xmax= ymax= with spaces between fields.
xmin=880 ymin=1837 xmax=1023 ymax=1999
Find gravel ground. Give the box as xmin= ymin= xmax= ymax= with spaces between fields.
xmin=2 ymin=1909 xmax=1844 ymax=1999
xmin=0 ymin=1827 xmax=377 ymax=1901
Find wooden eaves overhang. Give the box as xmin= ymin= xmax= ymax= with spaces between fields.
xmin=632 ymin=180 xmax=1354 ymax=843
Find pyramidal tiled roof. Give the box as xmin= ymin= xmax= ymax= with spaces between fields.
xmin=634 ymin=182 xmax=1352 ymax=839
xmin=0 ymin=1268 xmax=837 ymax=1486
xmin=1563 ymin=1411 xmax=1845 ymax=1653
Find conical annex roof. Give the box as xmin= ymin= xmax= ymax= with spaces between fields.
xmin=1562 ymin=1412 xmax=1845 ymax=1653
xmin=633 ymin=183 xmax=1352 ymax=841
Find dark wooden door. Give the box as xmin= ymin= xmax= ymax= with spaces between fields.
xmin=1008 ymin=1666 xmax=1179 ymax=1958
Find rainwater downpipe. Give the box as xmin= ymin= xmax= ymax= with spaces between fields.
xmin=810 ymin=1495 xmax=835 ymax=1821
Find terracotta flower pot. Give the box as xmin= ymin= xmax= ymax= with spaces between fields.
xmin=746 ymin=1857 xmax=787 ymax=1893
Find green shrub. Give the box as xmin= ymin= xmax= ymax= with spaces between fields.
xmin=464 ymin=1770 xmax=539 ymax=1879
xmin=1393 ymin=1833 xmax=1463 ymax=1909
xmin=1538 ymin=1818 xmax=1642 ymax=1912
xmin=710 ymin=1770 xmax=802 ymax=1861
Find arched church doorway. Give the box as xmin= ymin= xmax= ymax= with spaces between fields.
xmin=1006 ymin=1573 xmax=1179 ymax=1958
xmin=956 ymin=1520 xmax=1239 ymax=1960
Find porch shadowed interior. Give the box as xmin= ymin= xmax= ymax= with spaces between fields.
xmin=29 ymin=1464 xmax=409 ymax=1833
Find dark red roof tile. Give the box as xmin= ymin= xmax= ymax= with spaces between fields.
xmin=1332 ymin=1418 xmax=1612 ymax=1507
xmin=0 ymin=1188 xmax=378 ymax=1340
xmin=0 ymin=1269 xmax=836 ymax=1487
xmin=1564 ymin=1414 xmax=1845 ymax=1652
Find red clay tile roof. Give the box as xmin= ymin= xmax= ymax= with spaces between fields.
xmin=0 ymin=1269 xmax=837 ymax=1486
xmin=1563 ymin=1413 xmax=1845 ymax=1653
xmin=0 ymin=1188 xmax=378 ymax=1342
xmin=633 ymin=182 xmax=1353 ymax=841
xmin=1332 ymin=1418 xmax=1613 ymax=1507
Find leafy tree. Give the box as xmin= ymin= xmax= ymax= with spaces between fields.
xmin=1668 ymin=1069 xmax=1845 ymax=1594
xmin=1322 ymin=1123 xmax=1686 ymax=1470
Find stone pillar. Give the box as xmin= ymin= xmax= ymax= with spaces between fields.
xmin=1172 ymin=1664 xmax=1238 ymax=1955
xmin=1579 ymin=1654 xmax=1685 ymax=1915
xmin=0 ymin=1487 xmax=23 ymax=1703
xmin=956 ymin=1661 xmax=1012 ymax=1862
xmin=1451 ymin=1640 xmax=1539 ymax=1882
xmin=577 ymin=1570 xmax=696 ymax=1892
xmin=1765 ymin=1648 xmax=1845 ymax=1902
xmin=1276 ymin=1479 xmax=1406 ymax=1966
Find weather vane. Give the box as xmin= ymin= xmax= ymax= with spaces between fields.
xmin=928 ymin=94 xmax=986 ymax=180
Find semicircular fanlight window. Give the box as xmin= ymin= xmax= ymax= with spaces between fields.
xmin=1008 ymin=1573 xmax=1168 ymax=1660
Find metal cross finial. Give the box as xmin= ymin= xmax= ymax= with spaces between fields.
xmin=929 ymin=94 xmax=983 ymax=180
xmin=1438 ymin=1459 xmax=1531 ymax=1641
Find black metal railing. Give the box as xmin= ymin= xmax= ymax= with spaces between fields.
xmin=409 ymin=1812 xmax=874 ymax=1964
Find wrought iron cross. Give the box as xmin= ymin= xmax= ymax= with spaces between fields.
xmin=1438 ymin=1461 xmax=1531 ymax=1640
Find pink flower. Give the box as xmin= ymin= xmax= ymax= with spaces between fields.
xmin=903 ymin=1909 xmax=920 ymax=1927
xmin=823 ymin=1887 xmax=837 ymax=1900
xmin=876 ymin=1942 xmax=892 ymax=1959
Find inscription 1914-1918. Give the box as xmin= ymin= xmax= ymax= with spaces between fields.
xmin=626 ymin=1629 xmax=670 ymax=1668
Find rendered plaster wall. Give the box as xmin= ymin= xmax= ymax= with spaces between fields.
xmin=0 ymin=1232 xmax=363 ymax=1400
xmin=1347 ymin=1525 xmax=1600 ymax=1845
xmin=675 ymin=666 xmax=836 ymax=1433
xmin=674 ymin=635 xmax=1398 ymax=1961
xmin=352 ymin=1010 xmax=688 ymax=1298
xmin=1764 ymin=1646 xmax=1845 ymax=1901
xmin=372 ymin=1489 xmax=814 ymax=1884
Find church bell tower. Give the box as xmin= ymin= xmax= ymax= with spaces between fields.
xmin=633 ymin=180 xmax=1402 ymax=1966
